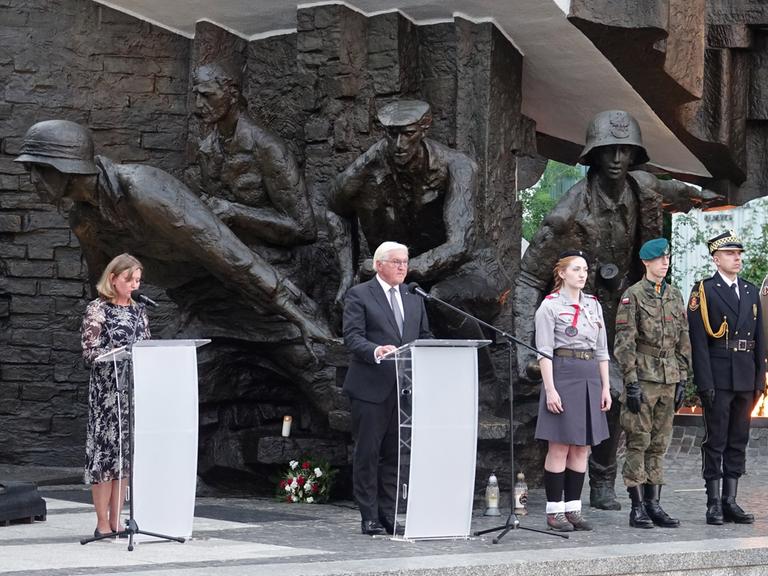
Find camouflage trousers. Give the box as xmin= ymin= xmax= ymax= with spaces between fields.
xmin=619 ymin=381 xmax=675 ymax=487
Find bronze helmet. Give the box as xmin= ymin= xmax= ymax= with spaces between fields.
xmin=578 ymin=110 xmax=649 ymax=167
xmin=14 ymin=120 xmax=98 ymax=175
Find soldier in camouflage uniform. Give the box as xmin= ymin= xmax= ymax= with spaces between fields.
xmin=614 ymin=238 xmax=691 ymax=528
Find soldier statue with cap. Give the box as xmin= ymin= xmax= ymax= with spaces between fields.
xmin=613 ymin=237 xmax=691 ymax=528
xmin=688 ymin=231 xmax=766 ymax=525
xmin=14 ymin=119 xmax=331 ymax=343
xmin=513 ymin=110 xmax=721 ymax=511
xmin=329 ymin=99 xmax=501 ymax=347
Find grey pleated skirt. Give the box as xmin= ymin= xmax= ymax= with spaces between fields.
xmin=534 ymin=356 xmax=609 ymax=446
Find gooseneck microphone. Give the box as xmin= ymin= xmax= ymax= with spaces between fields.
xmin=130 ymin=290 xmax=159 ymax=308
xmin=406 ymin=282 xmax=431 ymax=299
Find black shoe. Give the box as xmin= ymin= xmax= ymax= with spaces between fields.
xmin=721 ymin=477 xmax=754 ymax=524
xmin=590 ymin=484 xmax=622 ymax=510
xmin=379 ymin=517 xmax=404 ymax=535
xmin=627 ymin=486 xmax=654 ymax=529
xmin=93 ymin=528 xmax=114 ymax=539
xmin=706 ymin=500 xmax=724 ymax=525
xmin=643 ymin=484 xmax=679 ymax=528
xmin=361 ymin=520 xmax=384 ymax=535
xmin=705 ymin=479 xmax=724 ymax=525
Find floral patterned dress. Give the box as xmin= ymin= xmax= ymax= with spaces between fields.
xmin=81 ymin=298 xmax=150 ymax=484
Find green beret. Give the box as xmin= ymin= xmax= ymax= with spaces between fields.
xmin=639 ymin=238 xmax=670 ymax=260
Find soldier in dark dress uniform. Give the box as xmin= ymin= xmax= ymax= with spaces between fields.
xmin=688 ymin=231 xmax=766 ymax=525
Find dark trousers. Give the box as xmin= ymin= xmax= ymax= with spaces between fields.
xmin=350 ymin=389 xmax=399 ymax=522
xmin=702 ymin=389 xmax=752 ymax=481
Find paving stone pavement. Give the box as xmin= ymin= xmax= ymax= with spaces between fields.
xmin=1 ymin=424 xmax=768 ymax=576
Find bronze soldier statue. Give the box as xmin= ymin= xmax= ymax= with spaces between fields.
xmin=191 ymin=62 xmax=317 ymax=247
xmin=613 ymin=238 xmax=691 ymax=528
xmin=14 ymin=119 xmax=331 ymax=344
xmin=514 ymin=110 xmax=719 ymax=510
xmin=328 ymin=100 xmax=501 ymax=346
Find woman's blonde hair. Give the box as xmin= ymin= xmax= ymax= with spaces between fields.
xmin=95 ymin=253 xmax=143 ymax=301
xmin=551 ymin=255 xmax=587 ymax=293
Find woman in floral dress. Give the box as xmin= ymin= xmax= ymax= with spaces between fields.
xmin=81 ymin=253 xmax=150 ymax=537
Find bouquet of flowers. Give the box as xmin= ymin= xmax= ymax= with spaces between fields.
xmin=277 ymin=457 xmax=336 ymax=503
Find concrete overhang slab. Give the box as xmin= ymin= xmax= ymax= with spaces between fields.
xmin=92 ymin=0 xmax=711 ymax=178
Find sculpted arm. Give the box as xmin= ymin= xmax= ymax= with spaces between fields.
xmin=513 ymin=207 xmax=569 ymax=378
xmin=328 ymin=150 xmax=376 ymax=306
xmin=631 ymin=171 xmax=723 ymax=212
xmin=212 ymin=135 xmax=317 ymax=246
xmin=407 ymin=155 xmax=477 ymax=282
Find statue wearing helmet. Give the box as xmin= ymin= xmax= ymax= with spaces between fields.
xmin=15 ymin=119 xmax=331 ymax=344
xmin=512 ymin=110 xmax=720 ymax=514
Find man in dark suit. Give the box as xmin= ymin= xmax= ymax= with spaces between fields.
xmin=688 ymin=230 xmax=766 ymax=525
xmin=343 ymin=241 xmax=432 ymax=535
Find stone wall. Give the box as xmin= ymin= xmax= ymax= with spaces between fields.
xmin=0 ymin=0 xmax=190 ymax=467
xmin=0 ymin=1 xmax=534 ymax=496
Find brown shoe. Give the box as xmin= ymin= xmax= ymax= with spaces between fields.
xmin=547 ymin=512 xmax=574 ymax=532
xmin=565 ymin=510 xmax=593 ymax=531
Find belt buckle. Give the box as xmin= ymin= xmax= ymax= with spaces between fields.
xmin=582 ymin=351 xmax=592 ymax=360
xmin=737 ymin=339 xmax=747 ymax=351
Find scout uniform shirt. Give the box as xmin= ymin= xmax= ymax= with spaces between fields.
xmin=534 ymin=291 xmax=610 ymax=361
xmin=614 ymin=279 xmax=691 ymax=385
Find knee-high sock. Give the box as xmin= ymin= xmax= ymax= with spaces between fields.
xmin=564 ymin=468 xmax=585 ymax=512
xmin=544 ymin=470 xmax=565 ymax=513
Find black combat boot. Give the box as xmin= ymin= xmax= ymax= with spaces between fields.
xmin=627 ymin=485 xmax=654 ymax=528
xmin=642 ymin=484 xmax=679 ymax=527
xmin=705 ymin=479 xmax=723 ymax=525
xmin=721 ymin=477 xmax=754 ymax=524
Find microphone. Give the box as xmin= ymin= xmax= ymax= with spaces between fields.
xmin=130 ymin=290 xmax=158 ymax=308
xmin=406 ymin=282 xmax=431 ymax=299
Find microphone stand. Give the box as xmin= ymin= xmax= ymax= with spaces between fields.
xmin=408 ymin=284 xmax=567 ymax=542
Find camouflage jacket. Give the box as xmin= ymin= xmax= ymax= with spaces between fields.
xmin=614 ymin=279 xmax=691 ymax=384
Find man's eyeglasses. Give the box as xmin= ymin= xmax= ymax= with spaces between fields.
xmin=383 ymin=259 xmax=409 ymax=267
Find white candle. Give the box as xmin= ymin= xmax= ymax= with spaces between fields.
xmin=282 ymin=415 xmax=292 ymax=437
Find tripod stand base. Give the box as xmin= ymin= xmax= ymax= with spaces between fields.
xmin=124 ymin=518 xmax=186 ymax=551
xmin=80 ymin=518 xmax=186 ymax=550
xmin=474 ymin=512 xmax=569 ymax=543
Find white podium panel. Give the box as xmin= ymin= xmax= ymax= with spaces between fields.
xmin=388 ymin=339 xmax=489 ymax=540
xmin=131 ymin=339 xmax=208 ymax=541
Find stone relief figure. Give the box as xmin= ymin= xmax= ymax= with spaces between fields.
xmin=328 ymin=100 xmax=502 ymax=348
xmin=14 ymin=119 xmax=332 ymax=344
xmin=512 ymin=110 xmax=721 ymax=511
xmin=191 ymin=62 xmax=316 ymax=248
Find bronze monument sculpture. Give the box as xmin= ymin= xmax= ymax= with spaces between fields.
xmin=191 ymin=62 xmax=317 ymax=248
xmin=513 ymin=110 xmax=719 ymax=510
xmin=14 ymin=119 xmax=331 ymax=344
xmin=329 ymin=100 xmax=501 ymax=348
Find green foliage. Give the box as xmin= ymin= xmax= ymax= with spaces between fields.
xmin=672 ymin=208 xmax=768 ymax=287
xmin=520 ymin=161 xmax=583 ymax=241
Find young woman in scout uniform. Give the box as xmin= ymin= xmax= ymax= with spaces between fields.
xmin=534 ymin=250 xmax=612 ymax=532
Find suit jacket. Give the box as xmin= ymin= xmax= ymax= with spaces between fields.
xmin=688 ymin=272 xmax=766 ymax=393
xmin=342 ymin=277 xmax=432 ymax=403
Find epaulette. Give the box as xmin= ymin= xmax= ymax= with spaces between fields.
xmin=545 ymin=292 xmax=560 ymax=300
xmin=585 ymin=294 xmax=598 ymax=300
